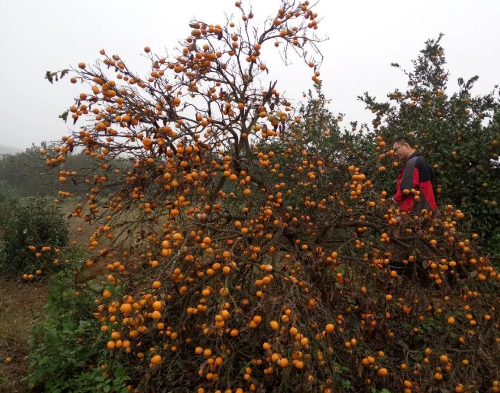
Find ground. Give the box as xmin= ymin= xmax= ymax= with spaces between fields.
xmin=0 ymin=277 xmax=47 ymax=393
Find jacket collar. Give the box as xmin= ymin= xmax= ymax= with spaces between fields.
xmin=400 ymin=151 xmax=420 ymax=170
xmin=407 ymin=151 xmax=420 ymax=160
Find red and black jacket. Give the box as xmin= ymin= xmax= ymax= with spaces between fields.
xmin=393 ymin=152 xmax=437 ymax=212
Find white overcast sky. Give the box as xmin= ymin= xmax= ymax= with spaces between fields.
xmin=0 ymin=0 xmax=499 ymax=150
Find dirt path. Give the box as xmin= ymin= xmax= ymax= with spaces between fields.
xmin=0 ymin=277 xmax=47 ymax=393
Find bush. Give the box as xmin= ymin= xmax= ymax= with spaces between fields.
xmin=27 ymin=253 xmax=129 ymax=392
xmin=0 ymin=197 xmax=69 ymax=277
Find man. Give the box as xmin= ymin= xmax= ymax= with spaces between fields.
xmin=392 ymin=137 xmax=437 ymax=213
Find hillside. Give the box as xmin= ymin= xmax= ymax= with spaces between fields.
xmin=0 ymin=145 xmax=22 ymax=156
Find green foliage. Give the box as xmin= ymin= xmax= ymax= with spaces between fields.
xmin=0 ymin=181 xmax=20 ymax=232
xmin=27 ymin=264 xmax=129 ymax=393
xmin=298 ymin=84 xmax=375 ymax=171
xmin=0 ymin=143 xmax=56 ymax=196
xmin=0 ymin=197 xmax=69 ymax=276
xmin=359 ymin=34 xmax=500 ymax=245
xmin=487 ymin=228 xmax=500 ymax=259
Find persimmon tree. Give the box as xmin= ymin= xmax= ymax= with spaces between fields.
xmin=45 ymin=2 xmax=500 ymax=392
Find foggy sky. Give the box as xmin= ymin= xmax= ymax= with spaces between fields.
xmin=0 ymin=0 xmax=499 ymax=150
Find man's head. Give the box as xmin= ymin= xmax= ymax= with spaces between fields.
xmin=392 ymin=137 xmax=415 ymax=161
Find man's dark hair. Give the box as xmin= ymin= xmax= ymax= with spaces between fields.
xmin=393 ymin=136 xmax=412 ymax=146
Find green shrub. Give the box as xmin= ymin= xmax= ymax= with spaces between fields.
xmin=0 ymin=181 xmax=20 ymax=231
xmin=27 ymin=259 xmax=129 ymax=393
xmin=0 ymin=197 xmax=69 ymax=277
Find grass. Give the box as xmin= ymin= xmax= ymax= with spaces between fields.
xmin=0 ymin=276 xmax=47 ymax=393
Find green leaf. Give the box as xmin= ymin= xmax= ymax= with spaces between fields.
xmin=46 ymin=329 xmax=59 ymax=345
xmin=45 ymin=71 xmax=54 ymax=84
xmin=115 ymin=366 xmax=125 ymax=379
xmin=59 ymin=111 xmax=68 ymax=122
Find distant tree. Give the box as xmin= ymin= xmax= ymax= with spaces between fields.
xmin=0 ymin=143 xmax=57 ymax=196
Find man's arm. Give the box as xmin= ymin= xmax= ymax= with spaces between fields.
xmin=395 ymin=157 xmax=419 ymax=201
xmin=393 ymin=182 xmax=403 ymax=203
